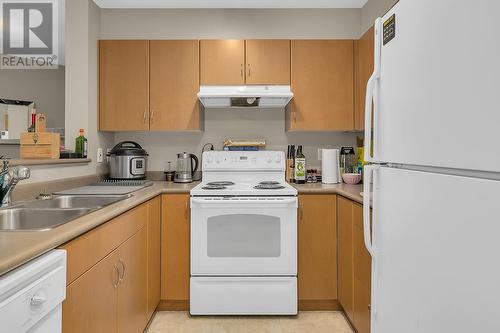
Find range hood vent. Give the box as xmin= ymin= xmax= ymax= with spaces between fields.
xmin=197 ymin=85 xmax=293 ymax=109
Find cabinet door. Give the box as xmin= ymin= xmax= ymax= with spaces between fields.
xmin=298 ymin=194 xmax=337 ymax=309
xmin=200 ymin=40 xmax=245 ymax=85
xmin=161 ymin=194 xmax=190 ymax=310
xmin=354 ymin=27 xmax=375 ymax=130
xmin=353 ymin=203 xmax=371 ymax=333
xmin=147 ymin=196 xmax=161 ymax=318
xmin=150 ymin=40 xmax=201 ymax=130
xmin=245 ymin=40 xmax=290 ymax=85
xmin=63 ymin=250 xmax=119 ymax=333
xmin=290 ymin=40 xmax=354 ymax=131
xmin=117 ymin=228 xmax=148 ymax=333
xmin=99 ymin=40 xmax=150 ymax=131
xmin=338 ymin=196 xmax=354 ymax=321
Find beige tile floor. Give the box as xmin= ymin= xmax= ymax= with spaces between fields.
xmin=146 ymin=311 xmax=354 ymax=333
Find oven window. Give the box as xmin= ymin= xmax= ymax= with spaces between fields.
xmin=207 ymin=214 xmax=281 ymax=257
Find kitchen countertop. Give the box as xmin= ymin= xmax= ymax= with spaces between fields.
xmin=292 ymin=182 xmax=364 ymax=204
xmin=0 ymin=180 xmax=363 ymax=276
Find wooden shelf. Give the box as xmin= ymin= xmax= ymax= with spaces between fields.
xmin=9 ymin=158 xmax=92 ymax=166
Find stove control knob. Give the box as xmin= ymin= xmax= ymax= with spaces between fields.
xmin=275 ymin=155 xmax=282 ymax=163
xmin=215 ymin=156 xmax=223 ymax=164
xmin=266 ymin=156 xmax=273 ymax=163
xmin=206 ymin=156 xmax=213 ymax=164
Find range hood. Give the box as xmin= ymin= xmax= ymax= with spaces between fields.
xmin=197 ymin=85 xmax=293 ymax=109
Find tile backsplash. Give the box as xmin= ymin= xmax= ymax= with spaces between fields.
xmin=115 ymin=108 xmax=362 ymax=172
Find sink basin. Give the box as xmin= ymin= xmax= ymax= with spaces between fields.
xmin=0 ymin=194 xmax=131 ymax=231
xmin=20 ymin=194 xmax=130 ymax=209
xmin=0 ymin=207 xmax=92 ymax=231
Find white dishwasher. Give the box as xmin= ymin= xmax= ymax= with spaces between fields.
xmin=0 ymin=250 xmax=66 ymax=333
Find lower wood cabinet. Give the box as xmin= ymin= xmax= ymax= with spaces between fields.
xmin=160 ymin=194 xmax=190 ymax=310
xmin=298 ymin=194 xmax=338 ymax=310
xmin=147 ymin=196 xmax=161 ymax=317
xmin=61 ymin=198 xmax=160 ymax=333
xmin=63 ymin=249 xmax=119 ymax=333
xmin=338 ymin=196 xmax=372 ymax=333
xmin=117 ymin=228 xmax=148 ymax=333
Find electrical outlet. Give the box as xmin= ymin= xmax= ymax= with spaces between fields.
xmin=318 ymin=148 xmax=322 ymax=161
xmin=97 ymin=148 xmax=103 ymax=163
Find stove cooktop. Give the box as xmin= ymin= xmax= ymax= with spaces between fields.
xmin=191 ymin=181 xmax=297 ymax=196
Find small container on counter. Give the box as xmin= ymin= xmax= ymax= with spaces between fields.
xmin=164 ymin=161 xmax=175 ymax=182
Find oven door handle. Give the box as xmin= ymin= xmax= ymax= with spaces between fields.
xmin=190 ymin=197 xmax=298 ymax=205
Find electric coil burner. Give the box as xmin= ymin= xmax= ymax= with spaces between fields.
xmin=190 ymin=151 xmax=298 ymax=315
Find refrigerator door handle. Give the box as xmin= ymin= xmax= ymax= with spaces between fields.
xmin=364 ymin=17 xmax=383 ymax=163
xmin=363 ymin=164 xmax=378 ymax=258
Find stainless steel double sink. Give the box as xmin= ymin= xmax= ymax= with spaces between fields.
xmin=0 ymin=195 xmax=131 ymax=231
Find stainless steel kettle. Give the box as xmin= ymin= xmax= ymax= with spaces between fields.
xmin=174 ymin=152 xmax=199 ymax=183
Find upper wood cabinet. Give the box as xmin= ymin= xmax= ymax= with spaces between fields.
xmin=289 ymin=40 xmax=354 ymax=131
xmin=160 ymin=194 xmax=190 ymax=310
xmin=200 ymin=39 xmax=291 ymax=85
xmin=99 ymin=40 xmax=150 ymax=131
xmin=150 ymin=40 xmax=201 ymax=131
xmin=354 ymin=27 xmax=375 ymax=130
xmin=245 ymin=40 xmax=290 ymax=84
xmin=298 ymin=194 xmax=338 ymax=310
xmin=200 ymin=40 xmax=245 ymax=85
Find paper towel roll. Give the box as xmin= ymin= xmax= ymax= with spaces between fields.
xmin=321 ymin=149 xmax=341 ymax=184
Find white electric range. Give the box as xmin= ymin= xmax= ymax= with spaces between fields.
xmin=190 ymin=151 xmax=298 ymax=315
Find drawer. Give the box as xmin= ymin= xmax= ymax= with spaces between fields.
xmin=190 ymin=277 xmax=297 ymax=315
xmin=61 ymin=202 xmax=147 ymax=285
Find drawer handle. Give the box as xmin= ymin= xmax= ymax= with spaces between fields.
xmin=118 ymin=259 xmax=126 ymax=281
xmin=30 ymin=295 xmax=46 ymax=306
xmin=113 ymin=264 xmax=120 ymax=288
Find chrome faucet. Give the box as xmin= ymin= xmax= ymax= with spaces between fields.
xmin=1 ymin=160 xmax=30 ymax=207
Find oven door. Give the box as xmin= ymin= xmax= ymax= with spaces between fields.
xmin=191 ymin=196 xmax=297 ymax=276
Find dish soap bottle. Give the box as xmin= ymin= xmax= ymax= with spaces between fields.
xmin=75 ymin=129 xmax=88 ymax=158
xmin=294 ymin=145 xmax=306 ymax=184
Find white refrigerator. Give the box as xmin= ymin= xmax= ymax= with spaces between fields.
xmin=363 ymin=1 xmax=500 ymax=332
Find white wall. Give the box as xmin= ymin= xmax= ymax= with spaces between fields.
xmin=360 ymin=0 xmax=398 ymax=33
xmin=0 ymin=68 xmax=65 ymax=129
xmin=26 ymin=0 xmax=114 ymax=183
xmin=100 ymin=9 xmax=361 ymax=39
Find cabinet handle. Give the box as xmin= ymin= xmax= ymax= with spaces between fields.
xmin=240 ymin=64 xmax=244 ymax=77
xmin=118 ymin=259 xmax=126 ymax=281
xmin=368 ymin=304 xmax=371 ymax=311
xmin=248 ymin=64 xmax=251 ymax=77
xmin=143 ymin=111 xmax=148 ymax=123
xmin=113 ymin=264 xmax=120 ymax=288
xmin=150 ymin=109 xmax=154 ymax=123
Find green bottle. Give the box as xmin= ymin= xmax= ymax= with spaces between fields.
xmin=294 ymin=145 xmax=306 ymax=184
xmin=75 ymin=129 xmax=88 ymax=158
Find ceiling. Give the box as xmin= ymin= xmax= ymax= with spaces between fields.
xmin=93 ymin=0 xmax=369 ymax=9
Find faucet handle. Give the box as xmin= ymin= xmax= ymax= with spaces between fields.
xmin=15 ymin=166 xmax=30 ymax=180
xmin=1 ymin=159 xmax=8 ymax=172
